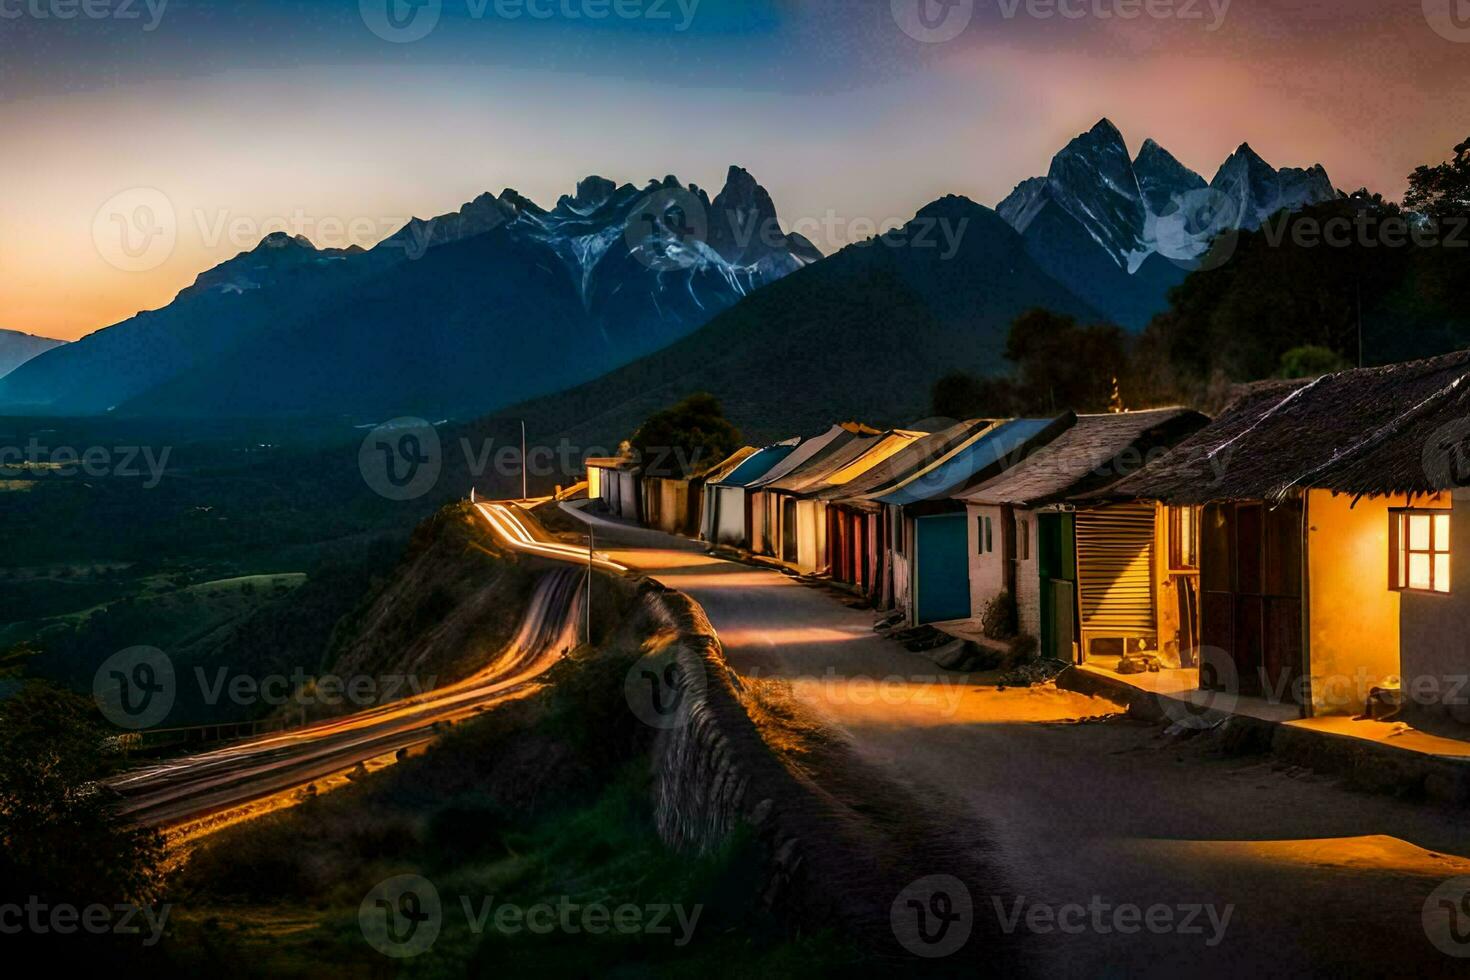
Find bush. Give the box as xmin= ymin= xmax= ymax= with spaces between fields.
xmin=1007 ymin=633 xmax=1039 ymax=664
xmin=980 ymin=592 xmax=1018 ymax=641
xmin=0 ymin=683 xmax=165 ymax=909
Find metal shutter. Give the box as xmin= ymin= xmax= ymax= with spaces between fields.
xmin=1075 ymin=504 xmax=1156 ymax=632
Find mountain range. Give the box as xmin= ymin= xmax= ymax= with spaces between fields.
xmin=0 ymin=122 xmax=1340 ymax=424
xmin=998 ymin=118 xmax=1337 ymax=327
xmin=0 ymin=329 xmax=66 ymax=381
xmin=0 ymin=167 xmax=818 ymax=419
xmin=471 ymin=195 xmax=1100 ymax=451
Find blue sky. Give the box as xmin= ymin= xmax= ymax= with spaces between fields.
xmin=3 ymin=0 xmax=1468 ymax=340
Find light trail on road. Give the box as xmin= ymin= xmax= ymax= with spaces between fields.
xmin=110 ymin=503 xmax=594 ymax=829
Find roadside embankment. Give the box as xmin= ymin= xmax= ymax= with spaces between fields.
xmin=633 ymin=580 xmax=1024 ymax=969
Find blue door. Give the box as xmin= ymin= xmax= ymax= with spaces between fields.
xmin=915 ymin=514 xmax=971 ymax=624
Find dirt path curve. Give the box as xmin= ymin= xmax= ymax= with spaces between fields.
xmin=594 ymin=533 xmax=1470 ymax=977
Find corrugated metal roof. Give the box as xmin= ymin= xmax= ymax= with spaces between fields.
xmin=712 ymin=442 xmax=798 ymax=488
xmin=815 ymin=420 xmax=998 ymax=504
xmin=747 ymin=424 xmax=870 ymax=489
xmin=867 ymin=417 xmax=1065 ymax=507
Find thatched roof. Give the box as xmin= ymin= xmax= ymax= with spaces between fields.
xmin=1097 ymin=350 xmax=1470 ymax=504
xmin=960 ymin=408 xmax=1207 ymax=508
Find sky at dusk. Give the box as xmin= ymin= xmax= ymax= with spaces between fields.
xmin=3 ymin=0 xmax=1469 ymax=341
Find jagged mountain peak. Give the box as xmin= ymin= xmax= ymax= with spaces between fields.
xmin=0 ymin=164 xmax=818 ymax=419
xmin=996 ymin=120 xmax=1340 ymax=328
xmin=256 ymin=231 xmax=317 ymax=252
xmin=1134 ymin=139 xmax=1207 ymax=216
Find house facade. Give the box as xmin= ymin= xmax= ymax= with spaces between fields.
xmin=816 ymin=420 xmax=996 ymax=604
xmin=960 ymin=409 xmax=1208 ymax=665
xmin=702 ymin=441 xmax=798 ymax=548
xmin=859 ymin=416 xmax=1072 ymax=626
xmin=1103 ymin=353 xmax=1470 ymax=721
xmin=642 ymin=446 xmax=756 ymax=537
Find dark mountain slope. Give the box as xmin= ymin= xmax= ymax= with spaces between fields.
xmin=479 ymin=196 xmax=1101 ymax=451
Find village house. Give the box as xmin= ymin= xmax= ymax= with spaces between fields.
xmin=641 ymin=446 xmax=757 ymax=538
xmin=1100 ymin=352 xmax=1470 ymax=723
xmin=815 ymin=420 xmax=1000 ymax=604
xmin=701 ymin=440 xmax=800 ymax=548
xmin=585 ymin=455 xmax=643 ymax=523
xmin=854 ymin=416 xmax=1073 ymax=626
xmin=745 ymin=423 xmax=879 ymax=559
xmin=957 ymin=409 xmax=1208 ymax=665
xmin=751 ymin=427 xmax=929 ymax=575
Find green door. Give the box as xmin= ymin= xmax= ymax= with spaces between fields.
xmin=915 ymin=514 xmax=971 ymax=624
xmin=1038 ymin=514 xmax=1078 ymax=662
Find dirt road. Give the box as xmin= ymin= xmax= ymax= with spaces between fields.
xmin=596 ymin=536 xmax=1470 ymax=976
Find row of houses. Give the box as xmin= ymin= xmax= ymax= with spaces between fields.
xmin=586 ymin=352 xmax=1470 ymax=727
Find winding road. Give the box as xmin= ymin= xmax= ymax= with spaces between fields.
xmin=110 ymin=508 xmax=591 ymax=829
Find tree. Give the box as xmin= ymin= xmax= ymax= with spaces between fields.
xmin=0 ymin=683 xmax=165 ymax=910
xmin=1279 ymin=345 xmax=1352 ymax=379
xmin=629 ymin=393 xmax=742 ymax=479
xmin=1005 ymin=309 xmax=1130 ymax=414
xmin=929 ymin=372 xmax=1017 ymax=420
xmin=1404 ymin=137 xmax=1470 ymax=221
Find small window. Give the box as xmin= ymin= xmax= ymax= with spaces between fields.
xmin=1391 ymin=509 xmax=1451 ymax=594
xmin=1018 ymin=518 xmax=1031 ymax=561
xmin=1170 ymin=506 xmax=1199 ymax=570
xmin=976 ymin=516 xmax=993 ymax=555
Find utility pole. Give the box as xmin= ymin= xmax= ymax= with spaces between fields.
xmin=521 ymin=420 xmax=528 ymax=501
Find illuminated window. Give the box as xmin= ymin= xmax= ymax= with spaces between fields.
xmin=1390 ymin=510 xmax=1451 ymax=594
